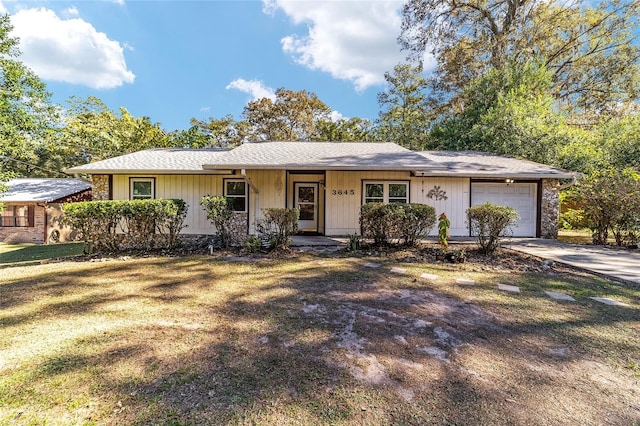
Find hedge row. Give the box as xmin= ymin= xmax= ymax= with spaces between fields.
xmin=360 ymin=202 xmax=436 ymax=246
xmin=63 ymin=199 xmax=188 ymax=253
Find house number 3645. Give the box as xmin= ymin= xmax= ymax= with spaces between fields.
xmin=332 ymin=189 xmax=355 ymax=195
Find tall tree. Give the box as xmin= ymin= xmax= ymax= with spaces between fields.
xmin=400 ymin=0 xmax=640 ymax=117
xmin=313 ymin=117 xmax=377 ymax=142
xmin=377 ymin=63 xmax=431 ymax=149
xmin=58 ymin=96 xmax=169 ymax=171
xmin=188 ymin=115 xmax=249 ymax=148
xmin=243 ymin=88 xmax=332 ymax=141
xmin=428 ymin=60 xmax=581 ymax=165
xmin=0 ymin=14 xmax=57 ymax=176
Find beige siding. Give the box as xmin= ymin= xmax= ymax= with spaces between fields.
xmin=112 ymin=174 xmax=226 ymax=234
xmin=325 ymin=171 xmax=411 ymax=235
xmin=245 ymin=170 xmax=286 ymax=233
xmin=110 ymin=172 xmax=471 ymax=238
xmin=413 ymin=177 xmax=470 ymax=236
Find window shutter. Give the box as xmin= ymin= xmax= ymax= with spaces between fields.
xmin=27 ymin=205 xmax=35 ymax=227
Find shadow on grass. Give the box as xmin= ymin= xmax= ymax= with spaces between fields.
xmin=1 ymin=255 xmax=639 ymax=424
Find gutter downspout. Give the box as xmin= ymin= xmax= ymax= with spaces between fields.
xmin=558 ymin=175 xmax=579 ymax=191
xmin=241 ymin=169 xmax=259 ymax=234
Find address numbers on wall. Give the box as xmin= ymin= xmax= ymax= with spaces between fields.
xmin=331 ymin=189 xmax=355 ymax=195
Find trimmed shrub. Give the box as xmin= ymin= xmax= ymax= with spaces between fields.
xmin=200 ymin=195 xmax=234 ymax=248
xmin=360 ymin=202 xmax=436 ymax=247
xmin=398 ymin=203 xmax=437 ymax=246
xmin=467 ymin=202 xmax=519 ymax=255
xmin=63 ymin=199 xmax=189 ymax=253
xmin=256 ymin=208 xmax=299 ymax=251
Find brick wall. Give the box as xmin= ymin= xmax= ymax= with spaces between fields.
xmin=540 ymin=179 xmax=559 ymax=239
xmin=0 ymin=203 xmax=45 ymax=244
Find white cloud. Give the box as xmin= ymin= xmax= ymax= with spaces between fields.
xmin=226 ymin=78 xmax=276 ymax=101
xmin=63 ymin=6 xmax=79 ymax=17
xmin=113 ymin=0 xmax=126 ymax=5
xmin=10 ymin=7 xmax=135 ymax=89
xmin=265 ymin=0 xmax=435 ymax=91
xmin=330 ymin=110 xmax=344 ymax=122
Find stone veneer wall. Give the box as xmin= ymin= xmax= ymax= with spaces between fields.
xmin=228 ymin=213 xmax=249 ymax=245
xmin=540 ymin=179 xmax=559 ymax=239
xmin=92 ymin=175 xmax=110 ymax=200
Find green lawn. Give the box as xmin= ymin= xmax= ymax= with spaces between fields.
xmin=0 ymin=242 xmax=84 ymax=264
xmin=1 ymin=251 xmax=638 ymax=425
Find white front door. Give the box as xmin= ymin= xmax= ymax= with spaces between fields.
xmin=295 ymin=183 xmax=318 ymax=232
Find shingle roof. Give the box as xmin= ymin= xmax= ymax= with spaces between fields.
xmin=202 ymin=141 xmax=445 ymax=171
xmin=1 ymin=178 xmax=91 ymax=202
xmin=65 ymin=148 xmax=230 ymax=174
xmin=63 ymin=143 xmax=576 ymax=179
xmin=418 ymin=151 xmax=577 ymax=179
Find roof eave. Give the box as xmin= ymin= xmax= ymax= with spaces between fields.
xmin=65 ymin=168 xmax=235 ymax=175
xmin=413 ymin=171 xmax=578 ymax=179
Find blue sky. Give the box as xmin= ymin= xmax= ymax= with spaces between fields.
xmin=2 ymin=0 xmax=430 ymax=131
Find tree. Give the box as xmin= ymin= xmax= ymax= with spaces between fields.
xmin=58 ymin=96 xmax=169 ymax=170
xmin=243 ymin=88 xmax=332 ymax=141
xmin=313 ymin=117 xmax=377 ymax=142
xmin=0 ymin=14 xmax=57 ymax=176
xmin=569 ymin=168 xmax=640 ymax=245
xmin=428 ymin=60 xmax=579 ymax=165
xmin=596 ymin=112 xmax=640 ymax=171
xmin=400 ymin=0 xmax=640 ymax=117
xmin=188 ymin=115 xmax=249 ymax=148
xmin=377 ymin=63 xmax=431 ymax=150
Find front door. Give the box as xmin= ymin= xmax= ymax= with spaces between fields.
xmin=295 ymin=183 xmax=318 ymax=232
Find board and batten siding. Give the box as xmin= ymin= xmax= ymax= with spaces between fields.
xmin=324 ymin=171 xmax=470 ymax=236
xmin=112 ymin=174 xmax=226 ymax=235
xmin=246 ymin=170 xmax=286 ymax=233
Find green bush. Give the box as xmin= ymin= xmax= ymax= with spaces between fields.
xmin=467 ymin=202 xmax=519 ymax=255
xmin=256 ymin=208 xmax=299 ymax=251
xmin=200 ymin=195 xmax=234 ymax=248
xmin=568 ymin=168 xmax=640 ymax=246
xmin=63 ymin=199 xmax=188 ymax=253
xmin=242 ymin=235 xmax=263 ymax=253
xmin=359 ymin=202 xmax=436 ymax=247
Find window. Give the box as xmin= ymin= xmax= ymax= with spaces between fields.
xmin=225 ymin=180 xmax=247 ymax=212
xmin=1 ymin=205 xmax=34 ymax=227
xmin=363 ymin=181 xmax=409 ymax=204
xmin=130 ymin=178 xmax=155 ymax=200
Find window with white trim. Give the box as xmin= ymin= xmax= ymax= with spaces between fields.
xmin=225 ymin=180 xmax=247 ymax=212
xmin=130 ymin=178 xmax=155 ymax=200
xmin=363 ymin=181 xmax=409 ymax=204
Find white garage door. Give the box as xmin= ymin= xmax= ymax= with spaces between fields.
xmin=471 ymin=182 xmax=537 ymax=237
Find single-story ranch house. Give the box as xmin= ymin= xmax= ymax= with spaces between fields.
xmin=0 ymin=178 xmax=92 ymax=244
xmin=66 ymin=141 xmax=575 ymax=239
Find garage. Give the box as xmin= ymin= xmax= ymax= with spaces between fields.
xmin=471 ymin=182 xmax=538 ymax=237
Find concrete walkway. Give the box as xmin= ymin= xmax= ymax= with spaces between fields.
xmin=505 ymin=239 xmax=640 ymax=285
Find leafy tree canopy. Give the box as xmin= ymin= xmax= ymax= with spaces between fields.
xmin=0 ymin=14 xmax=58 ymax=177
xmin=243 ymin=88 xmax=332 ymax=141
xmin=400 ymin=0 xmax=640 ymax=118
xmin=377 ymin=63 xmax=432 ymax=150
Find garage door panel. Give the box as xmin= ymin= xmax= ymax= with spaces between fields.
xmin=471 ymin=182 xmax=537 ymax=237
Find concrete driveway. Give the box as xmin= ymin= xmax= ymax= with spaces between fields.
xmin=505 ymin=239 xmax=640 ymax=285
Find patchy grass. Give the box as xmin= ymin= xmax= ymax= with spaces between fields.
xmin=0 ymin=251 xmax=639 ymax=425
xmin=0 ymin=242 xmax=84 ymax=264
xmin=558 ymin=229 xmax=622 ymax=245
